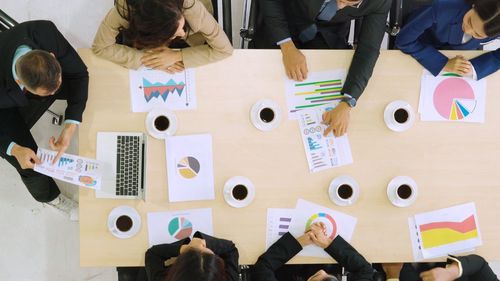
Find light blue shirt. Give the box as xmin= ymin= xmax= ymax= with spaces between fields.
xmin=7 ymin=45 xmax=79 ymax=156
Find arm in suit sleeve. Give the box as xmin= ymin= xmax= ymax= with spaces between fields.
xmin=470 ymin=47 xmax=500 ymax=80
xmin=455 ymin=255 xmax=499 ymax=281
xmin=194 ymin=232 xmax=240 ymax=281
xmin=145 ymin=238 xmax=191 ymax=281
xmin=252 ymin=232 xmax=303 ymax=281
xmin=259 ymin=0 xmax=292 ymax=44
xmin=324 ymin=236 xmax=373 ymax=281
xmin=181 ymin=0 xmax=233 ymax=68
xmin=31 ymin=21 xmax=88 ymax=123
xmin=395 ymin=5 xmax=449 ymax=76
xmin=342 ymin=0 xmax=391 ymax=100
xmin=91 ymin=0 xmax=145 ymax=69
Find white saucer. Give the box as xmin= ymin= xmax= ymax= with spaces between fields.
xmin=107 ymin=205 xmax=142 ymax=239
xmin=386 ymin=176 xmax=418 ymax=207
xmin=250 ymin=99 xmax=282 ymax=131
xmin=384 ymin=100 xmax=415 ymax=132
xmin=223 ymin=176 xmax=256 ymax=208
xmin=328 ymin=176 xmax=360 ymax=206
xmin=145 ymin=108 xmax=177 ymax=139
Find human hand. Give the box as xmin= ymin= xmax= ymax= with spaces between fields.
xmin=297 ymin=233 xmax=314 ymax=247
xmin=160 ymin=61 xmax=185 ymax=74
xmin=11 ymin=144 xmax=41 ymax=169
xmin=308 ymin=222 xmax=332 ymax=249
xmin=322 ymin=102 xmax=351 ymax=137
xmin=49 ymin=123 xmax=77 ymax=165
xmin=382 ymin=263 xmax=403 ymax=279
xmin=420 ymin=265 xmax=460 ymax=281
xmin=180 ymin=238 xmax=214 ymax=254
xmin=336 ymin=0 xmax=362 ymax=9
xmin=280 ymin=41 xmax=308 ymax=81
xmin=443 ymin=55 xmax=472 ymax=75
xmin=141 ymin=46 xmax=183 ymax=71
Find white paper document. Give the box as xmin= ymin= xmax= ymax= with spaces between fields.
xmin=34 ymin=148 xmax=104 ymax=189
xmin=165 ymin=134 xmax=215 ymax=202
xmin=298 ymin=109 xmax=353 ymax=172
xmin=418 ymin=72 xmax=486 ymax=123
xmin=289 ymin=199 xmax=357 ymax=258
xmin=409 ymin=202 xmax=482 ymax=260
xmin=266 ymin=208 xmax=295 ymax=249
xmin=147 ymin=208 xmax=213 ymax=246
xmin=129 ymin=67 xmax=196 ymax=112
xmin=285 ymin=70 xmax=347 ymax=119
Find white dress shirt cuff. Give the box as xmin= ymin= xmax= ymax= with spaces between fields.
xmin=276 ymin=37 xmax=292 ymax=46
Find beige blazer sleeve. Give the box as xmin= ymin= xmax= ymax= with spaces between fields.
xmin=181 ymin=0 xmax=234 ymax=68
xmin=91 ymin=0 xmax=144 ymax=69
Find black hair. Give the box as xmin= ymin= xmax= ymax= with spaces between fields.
xmin=16 ymin=50 xmax=61 ymax=93
xmin=164 ymin=249 xmax=226 ymax=281
xmin=470 ymin=0 xmax=500 ymax=37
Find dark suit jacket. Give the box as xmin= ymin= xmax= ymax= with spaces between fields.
xmin=455 ymin=255 xmax=498 ymax=281
xmin=145 ymin=231 xmax=239 ymax=281
xmin=395 ymin=0 xmax=499 ymax=78
xmin=0 ymin=20 xmax=88 ymax=152
xmin=253 ymin=232 xmax=373 ymax=281
xmin=260 ymin=0 xmax=391 ymax=100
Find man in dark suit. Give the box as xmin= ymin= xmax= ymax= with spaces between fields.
xmin=0 ymin=20 xmax=88 ymax=220
xmin=258 ymin=0 xmax=391 ymax=137
xmin=253 ymin=222 xmax=374 ymax=281
xmin=382 ymin=255 xmax=499 ymax=281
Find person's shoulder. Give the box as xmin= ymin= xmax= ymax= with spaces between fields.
xmin=431 ymin=0 xmax=470 ymax=13
xmin=17 ymin=20 xmax=59 ymax=33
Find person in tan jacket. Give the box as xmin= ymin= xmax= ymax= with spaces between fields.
xmin=92 ymin=0 xmax=233 ymax=73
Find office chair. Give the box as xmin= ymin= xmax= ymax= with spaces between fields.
xmin=386 ymin=0 xmax=433 ymax=49
xmin=239 ymin=0 xmax=363 ymax=49
xmin=212 ymin=0 xmax=233 ymax=44
xmin=0 ymin=9 xmax=65 ymax=126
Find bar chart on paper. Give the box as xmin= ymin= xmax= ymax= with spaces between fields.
xmin=285 ymin=70 xmax=346 ymax=119
xmin=266 ymin=208 xmax=294 ymax=248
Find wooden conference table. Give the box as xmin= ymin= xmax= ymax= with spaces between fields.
xmin=78 ymin=49 xmax=500 ymax=266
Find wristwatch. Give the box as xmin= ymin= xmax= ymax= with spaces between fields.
xmin=341 ymin=95 xmax=357 ymax=108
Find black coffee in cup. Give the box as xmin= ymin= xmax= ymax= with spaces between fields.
xmin=232 ymin=184 xmax=248 ymax=201
xmin=154 ymin=115 xmax=170 ymax=131
xmin=116 ymin=215 xmax=133 ymax=232
xmin=337 ymin=184 xmax=353 ymax=200
xmin=259 ymin=108 xmax=275 ymax=123
xmin=394 ymin=108 xmax=409 ymax=124
xmin=397 ymin=184 xmax=412 ymax=199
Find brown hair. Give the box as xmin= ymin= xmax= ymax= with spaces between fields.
xmin=164 ymin=249 xmax=227 ymax=281
xmin=116 ymin=0 xmax=193 ymax=49
xmin=16 ymin=50 xmax=61 ymax=93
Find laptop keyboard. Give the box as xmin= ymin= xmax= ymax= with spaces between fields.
xmin=116 ymin=135 xmax=140 ymax=196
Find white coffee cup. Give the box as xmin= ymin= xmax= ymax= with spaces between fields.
xmin=223 ymin=176 xmax=255 ymax=208
xmin=107 ymin=206 xmax=141 ymax=239
xmin=328 ymin=176 xmax=360 ymax=206
xmin=384 ymin=100 xmax=415 ymax=132
xmin=250 ymin=99 xmax=282 ymax=131
xmin=146 ymin=108 xmax=177 ymax=139
xmin=387 ymin=176 xmax=418 ymax=207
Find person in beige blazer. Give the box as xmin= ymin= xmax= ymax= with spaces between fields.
xmin=92 ymin=0 xmax=233 ymax=73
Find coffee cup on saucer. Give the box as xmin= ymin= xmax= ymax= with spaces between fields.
xmin=223 ymin=176 xmax=255 ymax=208
xmin=146 ymin=108 xmax=177 ymax=139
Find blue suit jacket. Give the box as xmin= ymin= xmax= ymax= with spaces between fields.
xmin=395 ymin=0 xmax=499 ymax=79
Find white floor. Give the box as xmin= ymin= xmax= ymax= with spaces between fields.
xmin=0 ymin=101 xmax=117 ymax=281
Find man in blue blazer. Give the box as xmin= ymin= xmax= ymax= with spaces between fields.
xmin=396 ymin=0 xmax=499 ymax=80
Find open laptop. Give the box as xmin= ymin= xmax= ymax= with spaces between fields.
xmin=95 ymin=132 xmax=147 ymax=200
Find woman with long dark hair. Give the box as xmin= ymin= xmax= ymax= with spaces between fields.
xmin=396 ymin=0 xmax=499 ymax=79
xmin=145 ymin=231 xmax=239 ymax=281
xmin=92 ymin=0 xmax=233 ymax=73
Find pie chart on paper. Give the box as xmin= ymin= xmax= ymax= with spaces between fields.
xmin=433 ymin=78 xmax=477 ymax=120
xmin=168 ymin=216 xmax=193 ymax=240
xmin=177 ymin=156 xmax=200 ymax=179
